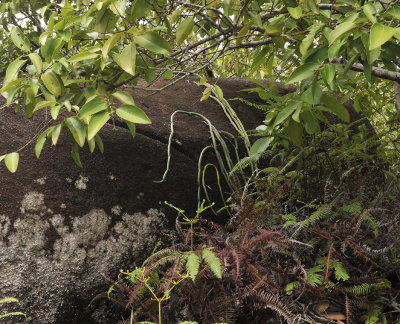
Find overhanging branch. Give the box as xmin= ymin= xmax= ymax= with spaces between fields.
xmin=332 ymin=58 xmax=400 ymax=83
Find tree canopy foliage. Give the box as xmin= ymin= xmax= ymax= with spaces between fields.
xmin=1 ymin=0 xmax=400 ymax=171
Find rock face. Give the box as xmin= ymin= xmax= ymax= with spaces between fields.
xmin=0 ymin=77 xmax=265 ymax=323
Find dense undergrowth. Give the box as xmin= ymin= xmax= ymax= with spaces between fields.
xmin=92 ymin=81 xmax=400 ymax=324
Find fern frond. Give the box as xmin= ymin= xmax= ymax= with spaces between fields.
xmin=202 ymin=247 xmax=223 ymax=279
xmin=186 ymin=252 xmax=200 ymax=282
xmin=294 ymin=204 xmax=330 ymax=236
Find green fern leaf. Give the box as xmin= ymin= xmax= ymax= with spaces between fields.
xmin=331 ymin=259 xmax=350 ymax=281
xmin=202 ymin=247 xmax=222 ymax=279
xmin=285 ymin=281 xmax=301 ymax=295
xmin=186 ymin=252 xmax=200 ymax=282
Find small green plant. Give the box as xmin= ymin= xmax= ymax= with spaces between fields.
xmin=0 ymin=297 xmax=26 ymax=320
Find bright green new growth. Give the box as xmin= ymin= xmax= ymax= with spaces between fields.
xmin=0 ymin=297 xmax=26 ymax=320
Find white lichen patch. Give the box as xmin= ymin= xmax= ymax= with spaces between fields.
xmin=111 ymin=205 xmax=122 ymax=215
xmin=34 ymin=177 xmax=47 ymax=185
xmin=60 ymin=203 xmax=66 ymax=209
xmin=0 ymin=214 xmax=10 ymax=236
xmin=0 ymin=205 xmax=166 ymax=324
xmin=66 ymin=177 xmax=73 ymax=183
xmin=108 ymin=173 xmax=116 ymax=180
xmin=20 ymin=191 xmax=45 ymax=214
xmin=75 ymin=175 xmax=89 ymax=190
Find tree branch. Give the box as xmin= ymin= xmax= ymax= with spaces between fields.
xmin=332 ymin=58 xmax=400 ymax=83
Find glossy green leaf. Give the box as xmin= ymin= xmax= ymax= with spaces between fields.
xmin=33 ymin=100 xmax=57 ymax=113
xmin=249 ymin=137 xmax=273 ymax=156
xmin=369 ymin=23 xmax=396 ymax=50
xmin=4 ymin=152 xmax=19 ymax=173
xmin=321 ymin=64 xmax=336 ymax=85
xmin=29 ymin=53 xmax=42 ymax=74
xmin=52 ymin=124 xmax=62 ymax=145
xmin=95 ymin=134 xmax=104 ymax=153
xmin=51 ymin=105 xmax=61 ymax=120
xmin=88 ymin=110 xmax=110 ymax=140
xmin=102 ymin=32 xmax=123 ymax=61
xmin=70 ymin=139 xmax=83 ymax=168
xmin=112 ymin=91 xmax=135 ymax=105
xmin=125 ymin=121 xmax=136 ymax=139
xmin=301 ymin=110 xmax=319 ymax=134
xmin=176 ymin=17 xmax=194 ymax=44
xmin=328 ymin=22 xmax=356 ymax=45
xmin=300 ymin=23 xmax=324 ymax=56
xmin=285 ymin=119 xmax=303 ymax=146
xmin=69 ymin=51 xmax=99 ymax=63
xmin=130 ymin=0 xmax=153 ymax=19
xmin=286 ymin=63 xmax=319 ymax=84
xmin=134 ymin=32 xmax=171 ymax=55
xmin=170 ymin=9 xmax=182 ymax=24
xmin=65 ymin=116 xmax=86 ymax=147
xmin=11 ymin=27 xmax=31 ymax=52
xmin=114 ymin=42 xmax=136 ymax=75
xmin=288 ymin=6 xmax=303 ymax=19
xmin=3 ymin=59 xmax=27 ymax=86
xmin=363 ymin=3 xmax=377 ymax=23
xmin=320 ymin=94 xmax=349 ymax=122
xmin=41 ymin=70 xmax=62 ymax=98
xmin=35 ymin=127 xmax=53 ymax=158
xmin=214 ymin=85 xmax=224 ymax=101
xmin=384 ymin=6 xmax=400 ymax=19
xmin=116 ymin=104 xmax=151 ymax=124
xmin=79 ymin=96 xmax=108 ymax=118
xmin=41 ymin=38 xmax=63 ymax=62
xmin=274 ymin=101 xmax=299 ymax=126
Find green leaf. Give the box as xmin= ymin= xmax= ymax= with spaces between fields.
xmin=3 ymin=59 xmax=27 ymax=86
xmin=65 ymin=116 xmax=86 ymax=147
xmin=301 ymin=110 xmax=319 ymax=134
xmin=176 ymin=17 xmax=194 ymax=44
xmin=300 ymin=23 xmax=324 ymax=56
xmin=51 ymin=105 xmax=61 ymax=120
xmin=125 ymin=121 xmax=136 ymax=139
xmin=328 ymin=22 xmax=356 ymax=45
xmin=384 ymin=6 xmax=400 ymax=19
xmin=112 ymin=91 xmax=135 ymax=105
xmin=320 ymin=94 xmax=349 ymax=122
xmin=29 ymin=53 xmax=42 ymax=74
xmin=102 ymin=32 xmax=123 ymax=61
xmin=134 ymin=32 xmax=171 ymax=55
xmin=11 ymin=27 xmax=31 ymax=52
xmin=52 ymin=124 xmax=62 ymax=145
xmin=79 ymin=96 xmax=108 ymax=118
xmin=363 ymin=3 xmax=377 ymax=23
xmin=41 ymin=70 xmax=62 ymax=98
xmin=116 ymin=104 xmax=151 ymax=124
xmin=41 ymin=38 xmax=63 ymax=62
xmin=202 ymin=248 xmax=222 ymax=279
xmin=88 ymin=137 xmax=96 ymax=152
xmin=274 ymin=101 xmax=299 ymax=126
xmin=129 ymin=0 xmax=153 ymax=19
xmin=70 ymin=139 xmax=83 ymax=168
xmin=286 ymin=63 xmax=319 ymax=84
xmin=88 ymin=110 xmax=110 ymax=140
xmin=369 ymin=23 xmax=396 ymax=50
xmin=114 ymin=42 xmax=136 ymax=75
xmin=186 ymin=252 xmax=200 ymax=282
xmin=33 ymin=100 xmax=57 ymax=113
xmin=4 ymin=152 xmax=19 ymax=173
xmin=287 ymin=6 xmax=302 ymax=19
xmin=95 ymin=134 xmax=104 ymax=153
xmin=214 ymin=85 xmax=224 ymax=101
xmin=35 ymin=127 xmax=53 ymax=158
xmin=249 ymin=137 xmax=273 ymax=156
xmin=69 ymin=51 xmax=99 ymax=63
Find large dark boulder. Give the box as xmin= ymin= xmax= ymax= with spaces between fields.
xmin=0 ymin=77 xmax=265 ymax=323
